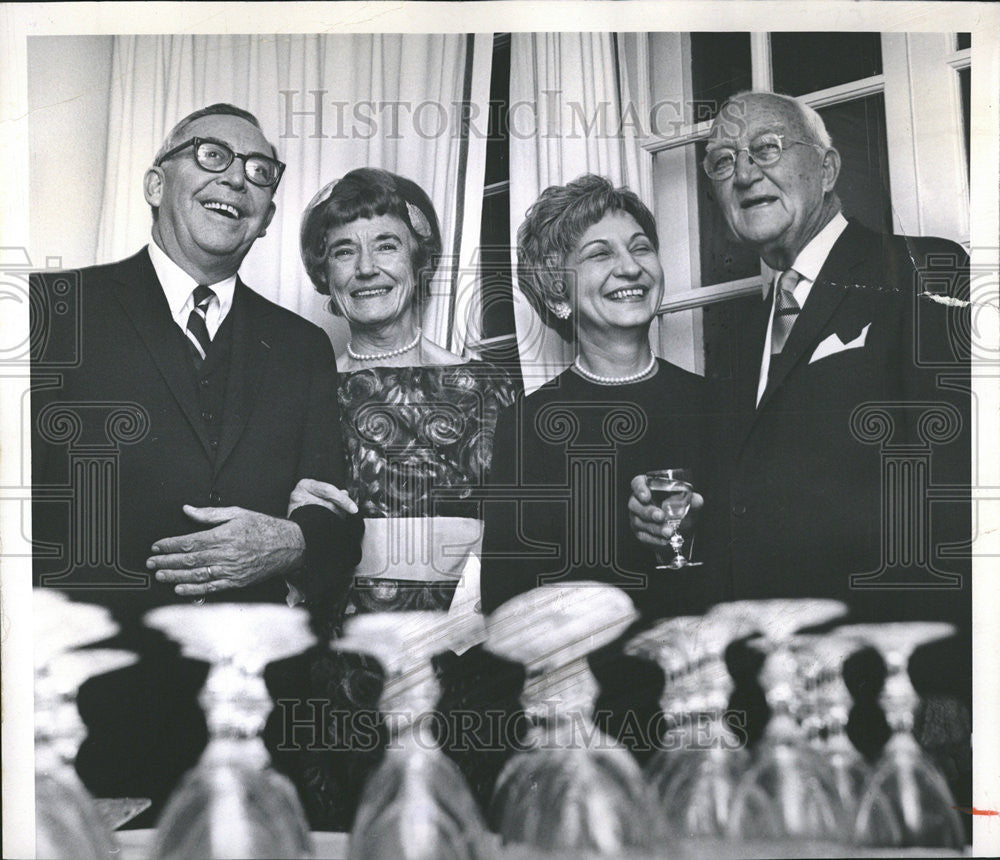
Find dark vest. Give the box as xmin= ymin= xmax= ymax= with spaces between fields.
xmin=183 ymin=308 xmax=235 ymax=462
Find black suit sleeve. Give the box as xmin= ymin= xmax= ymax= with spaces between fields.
xmin=894 ymin=236 xmax=973 ymax=817
xmin=895 ymin=238 xmax=971 ymax=636
xmin=286 ymin=327 xmax=363 ymax=603
xmin=29 ymin=271 xmax=78 ymax=588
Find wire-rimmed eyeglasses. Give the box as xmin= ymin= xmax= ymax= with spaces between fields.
xmin=155 ymin=137 xmax=285 ymax=188
xmin=703 ymin=132 xmax=824 ymax=180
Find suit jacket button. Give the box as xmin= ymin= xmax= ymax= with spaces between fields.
xmin=732 ymin=503 xmax=747 ymax=517
xmin=209 ymin=490 xmax=222 ymax=504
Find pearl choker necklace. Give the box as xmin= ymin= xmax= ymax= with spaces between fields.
xmin=573 ymin=352 xmax=657 ymax=385
xmin=347 ymin=328 xmax=422 ymax=361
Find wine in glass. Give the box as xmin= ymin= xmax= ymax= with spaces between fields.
xmin=645 ymin=468 xmax=700 ymax=569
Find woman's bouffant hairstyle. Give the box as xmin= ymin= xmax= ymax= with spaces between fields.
xmin=516 ymin=174 xmax=659 ymax=340
xmin=299 ymin=168 xmax=442 ymax=312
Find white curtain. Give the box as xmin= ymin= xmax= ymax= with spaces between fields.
xmin=95 ymin=34 xmax=473 ymax=353
xmin=508 ymin=32 xmax=654 ymax=393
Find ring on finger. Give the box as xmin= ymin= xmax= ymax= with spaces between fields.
xmin=206 ymin=565 xmax=212 ymax=581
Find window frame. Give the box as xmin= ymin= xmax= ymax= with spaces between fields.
xmin=451 ymin=32 xmax=498 ymax=355
xmin=642 ymin=32 xmax=971 ymax=317
xmin=458 ymin=33 xmax=524 ymax=362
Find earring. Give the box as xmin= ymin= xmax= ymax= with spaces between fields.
xmin=553 ymin=303 xmax=571 ymax=320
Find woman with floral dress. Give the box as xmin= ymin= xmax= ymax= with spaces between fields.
xmin=294 ymin=168 xmax=518 ymax=828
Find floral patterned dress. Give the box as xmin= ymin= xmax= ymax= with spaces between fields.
xmin=302 ymin=360 xmax=517 ymax=829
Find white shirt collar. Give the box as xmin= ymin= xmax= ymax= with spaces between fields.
xmin=755 ymin=212 xmax=849 ymax=407
xmin=761 ymin=212 xmax=849 ymax=298
xmin=147 ymin=238 xmax=237 ymax=333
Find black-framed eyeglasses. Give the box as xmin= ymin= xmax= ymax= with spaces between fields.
xmin=155 ymin=137 xmax=286 ymax=188
xmin=702 ymin=132 xmax=824 ymax=180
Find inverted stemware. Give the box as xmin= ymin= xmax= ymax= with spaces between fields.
xmin=33 ymin=589 xmax=137 ymax=859
xmin=484 ymin=583 xmax=668 ymax=855
xmin=722 ymin=599 xmax=849 ymax=841
xmin=333 ymin=611 xmax=487 ymax=860
xmin=145 ymin=603 xmax=317 ymax=859
xmin=794 ymin=632 xmax=873 ymax=824
xmin=627 ymin=613 xmax=749 ymax=837
xmin=838 ymin=622 xmax=965 ymax=848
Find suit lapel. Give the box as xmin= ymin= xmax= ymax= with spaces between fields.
xmin=734 ymin=292 xmax=772 ymax=450
xmin=755 ymin=223 xmax=866 ymax=414
xmin=214 ymin=281 xmax=272 ymax=473
xmin=108 ymin=249 xmax=214 ymax=459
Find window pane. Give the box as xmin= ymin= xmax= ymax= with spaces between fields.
xmin=957 ymin=33 xmax=971 ymax=51
xmin=771 ymin=33 xmax=882 ymax=96
xmin=818 ymin=93 xmax=892 ymax=235
xmin=694 ymin=138 xmax=761 ymax=286
xmin=959 ymin=66 xmax=971 ymax=180
xmin=689 ymin=33 xmax=752 ymax=123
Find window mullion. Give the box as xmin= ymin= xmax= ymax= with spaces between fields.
xmin=453 ymin=32 xmax=495 ymax=355
xmin=656 ymin=276 xmax=764 ymax=315
xmin=750 ymin=33 xmax=773 ymax=90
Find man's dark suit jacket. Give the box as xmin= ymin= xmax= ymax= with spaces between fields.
xmin=711 ymin=220 xmax=971 ymax=784
xmin=717 ymin=220 xmax=970 ymax=620
xmin=31 ymin=247 xmax=362 ymax=818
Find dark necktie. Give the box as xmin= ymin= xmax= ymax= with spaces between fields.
xmin=185 ymin=285 xmax=215 ymax=367
xmin=770 ymin=269 xmax=802 ymax=355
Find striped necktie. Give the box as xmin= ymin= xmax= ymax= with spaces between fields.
xmin=185 ymin=285 xmax=215 ymax=366
xmin=770 ymin=269 xmax=802 ymax=354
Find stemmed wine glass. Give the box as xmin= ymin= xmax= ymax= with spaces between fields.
xmin=33 ymin=588 xmax=142 ymax=858
xmin=792 ymin=632 xmax=874 ymax=828
xmin=837 ymin=622 xmax=965 ymax=848
xmin=645 ymin=468 xmax=700 ymax=569
xmin=484 ymin=583 xmax=669 ymax=855
xmin=332 ymin=611 xmax=488 ymax=860
xmin=723 ymin=599 xmax=849 ymax=842
xmin=627 ymin=612 xmax=752 ymax=837
xmin=626 ymin=616 xmax=702 ymax=765
xmin=144 ymin=603 xmax=317 ymax=860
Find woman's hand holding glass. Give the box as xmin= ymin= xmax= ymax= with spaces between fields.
xmin=628 ymin=472 xmax=703 ymax=563
xmin=287 ymin=478 xmax=359 ymax=517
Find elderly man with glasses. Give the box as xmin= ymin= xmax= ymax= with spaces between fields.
xmin=630 ymin=89 xmax=971 ymax=812
xmin=31 ymin=103 xmax=362 ymax=821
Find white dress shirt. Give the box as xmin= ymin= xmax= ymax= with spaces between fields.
xmin=147 ymin=239 xmax=237 ymax=339
xmin=756 ymin=212 xmax=849 ymax=406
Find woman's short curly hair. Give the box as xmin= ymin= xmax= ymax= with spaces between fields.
xmin=299 ymin=168 xmax=442 ymax=311
xmin=516 ymin=174 xmax=659 ymax=339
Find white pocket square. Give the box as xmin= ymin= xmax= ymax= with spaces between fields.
xmin=809 ymin=323 xmax=871 ymax=364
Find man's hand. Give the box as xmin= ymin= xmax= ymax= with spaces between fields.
xmin=288 ymin=478 xmax=358 ymax=517
xmin=628 ymin=474 xmax=704 ymax=548
xmin=147 ymin=505 xmax=306 ymax=597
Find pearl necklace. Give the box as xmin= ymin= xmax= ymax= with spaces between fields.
xmin=347 ymin=328 xmax=422 ymax=362
xmin=573 ymin=351 xmax=657 ymax=385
